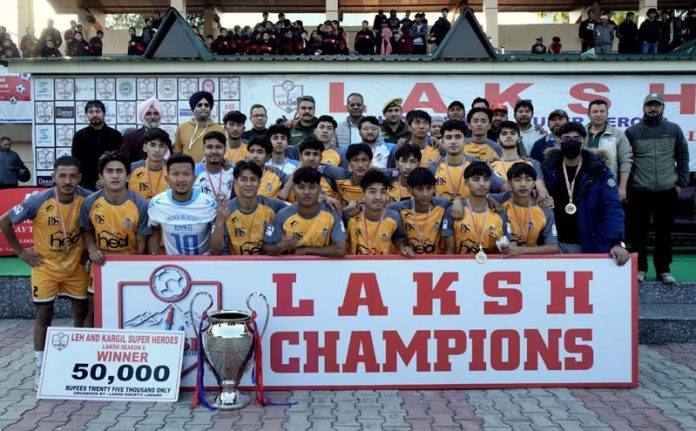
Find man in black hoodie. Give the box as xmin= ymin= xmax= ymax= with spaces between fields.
xmin=639 ymin=8 xmax=661 ymax=54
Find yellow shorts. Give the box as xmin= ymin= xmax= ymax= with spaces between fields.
xmin=31 ymin=266 xmax=88 ymax=303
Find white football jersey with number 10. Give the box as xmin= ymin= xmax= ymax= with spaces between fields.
xmin=147 ymin=189 xmax=217 ymax=255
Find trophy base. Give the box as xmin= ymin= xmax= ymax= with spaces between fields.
xmin=214 ymin=390 xmax=251 ymax=410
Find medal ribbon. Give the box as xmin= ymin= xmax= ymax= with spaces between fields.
xmin=511 ymin=201 xmax=532 ymax=244
xmin=467 ymin=202 xmax=489 ymax=251
xmin=204 ymin=168 xmax=224 ymax=201
xmin=361 ymin=210 xmax=384 ymax=254
xmin=412 ymin=200 xmax=432 ymax=244
xmin=54 ymin=188 xmax=76 ymax=252
xmin=562 ymin=158 xmax=583 ymax=206
xmin=444 ymin=161 xmax=464 ymax=198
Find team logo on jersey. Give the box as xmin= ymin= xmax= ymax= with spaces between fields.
xmin=95 ymin=214 xmax=105 ymax=224
xmin=12 ymin=204 xmax=23 ymax=215
xmin=381 ymin=233 xmax=388 ymax=242
xmin=265 ymin=182 xmax=273 ymax=192
xmin=123 ymin=218 xmax=134 ymax=229
xmin=234 ymin=227 xmax=246 ymax=237
xmin=265 ymin=225 xmax=274 ymax=236
xmin=321 ymin=228 xmax=329 ymax=238
xmin=47 ymin=216 xmax=59 ymax=226
xmin=433 ymin=221 xmax=440 ymax=232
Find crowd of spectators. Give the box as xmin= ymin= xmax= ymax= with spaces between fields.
xmin=0 ymin=19 xmax=105 ymax=59
xmin=579 ymin=8 xmax=696 ymax=54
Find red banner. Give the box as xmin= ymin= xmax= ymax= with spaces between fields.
xmin=0 ymin=187 xmax=44 ymax=256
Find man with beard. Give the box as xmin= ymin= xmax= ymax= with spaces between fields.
xmin=530 ymin=109 xmax=568 ymax=162
xmin=241 ymin=104 xmax=268 ymax=142
xmin=358 ymin=116 xmax=394 ymax=169
xmin=586 ymin=99 xmax=632 ymax=201
xmin=514 ymin=99 xmax=545 ymax=156
xmin=71 ymin=100 xmax=123 ymax=190
xmin=335 ymin=93 xmax=367 ymax=148
xmin=381 ymin=98 xmax=410 ymax=144
xmin=288 ymin=96 xmax=319 ymax=146
xmin=447 ymin=100 xmax=466 ymax=122
xmin=121 ymin=97 xmax=164 ymax=164
xmin=541 ymin=122 xmax=628 ymax=265
xmin=626 ymin=93 xmax=690 ymax=283
xmin=488 ymin=103 xmax=508 ymax=141
xmin=173 ymin=91 xmax=224 ymax=163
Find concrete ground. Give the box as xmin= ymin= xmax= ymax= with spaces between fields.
xmin=1 ymin=318 xmax=696 ymax=431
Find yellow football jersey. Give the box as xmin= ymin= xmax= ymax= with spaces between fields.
xmin=502 ymin=200 xmax=557 ymax=247
xmin=9 ymin=188 xmax=91 ymax=274
xmin=464 ymin=143 xmax=499 ymax=161
xmin=223 ymin=196 xmax=286 ymax=255
xmin=448 ymin=201 xmax=508 ymax=255
xmin=225 ymin=143 xmax=248 ymax=165
xmin=387 ymin=179 xmax=412 ymax=203
xmin=264 ymin=203 xmax=346 ymax=249
xmin=129 ymin=161 xmax=168 ymax=201
xmin=388 ymin=197 xmax=452 ymax=255
xmin=345 ymin=209 xmax=404 ymax=255
xmin=434 ymin=161 xmax=470 ymax=200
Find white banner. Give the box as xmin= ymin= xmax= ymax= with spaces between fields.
xmin=95 ymin=255 xmax=637 ymax=389
xmin=38 ymin=327 xmax=184 ymax=402
xmin=243 ymin=74 xmax=696 ymax=170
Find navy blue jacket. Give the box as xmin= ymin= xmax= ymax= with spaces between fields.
xmin=542 ymin=149 xmax=624 ymax=253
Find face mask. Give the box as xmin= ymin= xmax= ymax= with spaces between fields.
xmin=560 ymin=138 xmax=582 ymax=159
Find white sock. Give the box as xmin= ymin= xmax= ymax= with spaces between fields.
xmin=34 ymin=351 xmax=44 ymax=367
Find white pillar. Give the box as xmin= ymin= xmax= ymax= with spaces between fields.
xmin=326 ymin=0 xmax=339 ymax=22
xmin=171 ymin=0 xmax=187 ymax=15
xmin=483 ymin=0 xmax=499 ymax=48
xmin=17 ymin=0 xmax=34 ymax=38
xmin=569 ymin=8 xmax=583 ymax=24
xmin=203 ymin=6 xmax=216 ymax=37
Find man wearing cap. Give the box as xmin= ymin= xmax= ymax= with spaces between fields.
xmin=447 ymin=101 xmax=466 ymax=122
xmin=514 ymin=99 xmax=545 ymax=156
xmin=585 ymin=99 xmax=632 ymax=201
xmin=625 ymin=93 xmax=690 ymax=283
xmin=488 ymin=103 xmax=508 ymax=141
xmin=381 ymin=98 xmax=410 ymax=144
xmin=530 ymin=109 xmax=568 ymax=162
xmin=173 ymin=91 xmax=224 ymax=163
xmin=594 ymin=14 xmax=615 ymax=54
xmin=287 ymin=95 xmax=319 ymax=146
xmin=122 ymin=97 xmax=164 ymax=164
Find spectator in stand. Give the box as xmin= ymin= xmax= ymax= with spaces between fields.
xmin=1 ymin=38 xmax=20 ymax=59
xmin=388 ymin=10 xmax=401 ymax=31
xmin=617 ymin=12 xmax=639 ymax=54
xmin=68 ymin=32 xmax=91 ymax=56
xmin=379 ymin=26 xmax=394 ymax=55
xmin=205 ymin=35 xmax=214 ymax=50
xmin=411 ymin=13 xmax=428 ymax=54
xmin=152 ymin=11 xmax=163 ymax=29
xmin=246 ymin=31 xmax=262 ymax=54
xmin=0 ymin=137 xmax=30 ymax=188
xmin=640 ymin=8 xmax=661 ymax=54
xmin=296 ymin=30 xmax=310 ymax=55
xmin=308 ymin=30 xmax=322 ymax=54
xmin=89 ymin=30 xmax=104 ymax=56
xmin=320 ymin=23 xmax=337 ymax=55
xmin=278 ymin=28 xmax=294 ymax=55
xmin=258 ymin=32 xmax=276 ymax=55
xmin=373 ymin=10 xmax=388 ymax=32
xmin=396 ymin=26 xmax=413 ymax=55
xmin=63 ymin=20 xmax=78 ymax=52
xmin=39 ymin=19 xmax=62 ymax=51
xmin=401 ymin=11 xmax=414 ymax=29
xmin=0 ymin=27 xmax=6 ymax=45
xmin=683 ymin=10 xmax=696 ymax=41
xmin=20 ymin=26 xmax=38 ymax=58
xmin=428 ymin=8 xmax=451 ymax=47
xmin=531 ymin=37 xmax=547 ymax=54
xmin=127 ymin=27 xmax=145 ymax=55
xmin=336 ymin=27 xmax=349 ymax=55
xmin=354 ymin=21 xmax=375 ymax=54
xmin=578 ymin=9 xmax=596 ymax=52
xmin=594 ymin=14 xmax=615 ymax=54
xmin=212 ymin=28 xmax=229 ymax=54
xmin=660 ymin=9 xmax=682 ymax=52
xmin=142 ymin=18 xmax=156 ymax=46
xmin=549 ymin=36 xmax=562 ymax=53
xmin=39 ymin=38 xmax=61 ymax=58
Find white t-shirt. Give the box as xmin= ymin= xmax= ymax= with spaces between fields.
xmin=194 ymin=163 xmax=235 ymax=202
xmin=148 ymin=189 xmax=217 ymax=255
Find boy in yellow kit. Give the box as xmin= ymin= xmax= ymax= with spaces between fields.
xmin=129 ymin=127 xmax=171 ymax=201
xmin=0 ymin=156 xmax=91 ymax=389
xmin=345 ymin=169 xmax=408 ymax=255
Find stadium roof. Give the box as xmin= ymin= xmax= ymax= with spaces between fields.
xmin=46 ymin=0 xmax=696 ymax=14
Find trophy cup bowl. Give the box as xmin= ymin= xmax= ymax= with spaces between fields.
xmin=205 ymin=309 xmax=256 ymax=410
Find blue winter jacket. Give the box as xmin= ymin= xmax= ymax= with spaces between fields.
xmin=542 ymin=149 xmax=624 ymax=253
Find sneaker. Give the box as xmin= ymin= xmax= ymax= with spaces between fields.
xmin=659 ymin=272 xmax=676 ymax=284
xmin=637 ymin=271 xmax=646 ymax=282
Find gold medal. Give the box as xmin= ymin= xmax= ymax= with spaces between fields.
xmin=565 ymin=202 xmax=577 ymax=215
xmin=475 ymin=247 xmax=488 ymax=264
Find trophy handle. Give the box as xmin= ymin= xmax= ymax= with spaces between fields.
xmin=189 ymin=292 xmax=222 ymax=382
xmin=246 ymin=292 xmax=270 ymax=338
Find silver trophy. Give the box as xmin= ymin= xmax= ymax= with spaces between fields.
xmin=190 ymin=292 xmax=269 ymax=410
